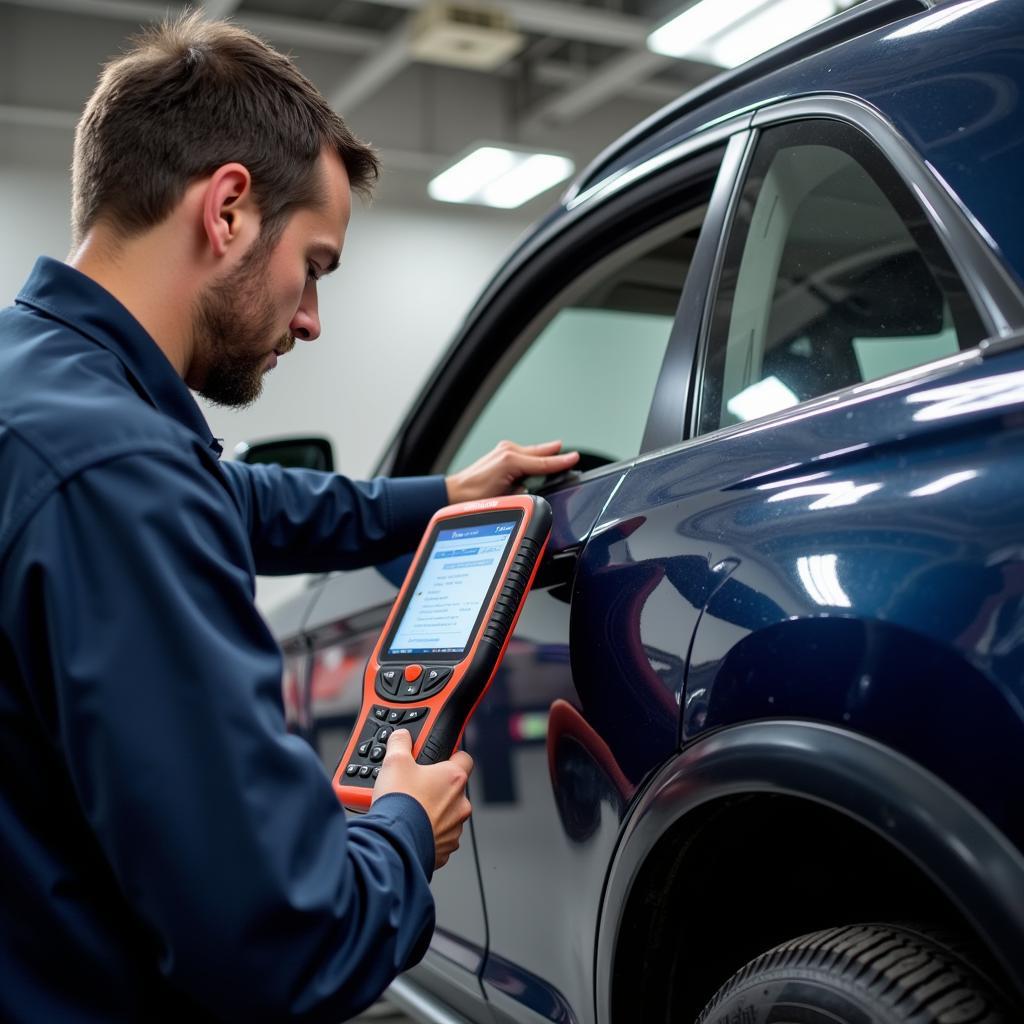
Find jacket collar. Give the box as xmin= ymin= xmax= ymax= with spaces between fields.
xmin=16 ymin=256 xmax=223 ymax=457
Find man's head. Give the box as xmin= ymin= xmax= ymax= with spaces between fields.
xmin=72 ymin=13 xmax=377 ymax=406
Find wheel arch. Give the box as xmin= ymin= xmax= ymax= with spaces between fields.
xmin=595 ymin=720 xmax=1024 ymax=1024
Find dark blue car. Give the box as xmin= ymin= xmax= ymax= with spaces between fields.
xmin=266 ymin=0 xmax=1024 ymax=1019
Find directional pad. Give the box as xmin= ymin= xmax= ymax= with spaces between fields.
xmin=376 ymin=664 xmax=457 ymax=702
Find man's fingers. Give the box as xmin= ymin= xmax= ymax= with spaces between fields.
xmin=508 ymin=451 xmax=580 ymax=475
xmin=517 ymin=440 xmax=565 ymax=455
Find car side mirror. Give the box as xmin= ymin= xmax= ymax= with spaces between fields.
xmin=233 ymin=436 xmax=335 ymax=472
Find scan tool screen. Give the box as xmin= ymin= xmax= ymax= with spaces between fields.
xmin=386 ymin=517 xmax=518 ymax=657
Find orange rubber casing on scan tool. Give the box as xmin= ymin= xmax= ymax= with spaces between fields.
xmin=332 ymin=494 xmax=552 ymax=810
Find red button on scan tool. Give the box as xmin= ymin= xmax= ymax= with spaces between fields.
xmin=404 ymin=664 xmax=423 ymax=682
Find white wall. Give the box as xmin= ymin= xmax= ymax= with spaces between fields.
xmin=0 ymin=136 xmax=533 ymax=611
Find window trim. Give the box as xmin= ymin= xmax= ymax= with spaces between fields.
xmin=641 ymin=130 xmax=756 ymax=452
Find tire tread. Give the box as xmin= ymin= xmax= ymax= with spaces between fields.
xmin=696 ymin=923 xmax=1006 ymax=1024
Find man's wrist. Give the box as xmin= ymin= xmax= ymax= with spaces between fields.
xmin=445 ymin=474 xmax=473 ymax=505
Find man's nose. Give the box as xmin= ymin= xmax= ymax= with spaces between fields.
xmin=291 ymin=292 xmax=321 ymax=342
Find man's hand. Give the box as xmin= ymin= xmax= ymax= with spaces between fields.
xmin=372 ymin=729 xmax=473 ymax=869
xmin=445 ymin=440 xmax=579 ymax=504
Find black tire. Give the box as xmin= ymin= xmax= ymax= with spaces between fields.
xmin=696 ymin=923 xmax=1009 ymax=1024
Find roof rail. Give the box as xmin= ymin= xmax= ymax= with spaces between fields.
xmin=571 ymin=0 xmax=929 ymax=197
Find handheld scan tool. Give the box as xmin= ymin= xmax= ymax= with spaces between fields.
xmin=333 ymin=494 xmax=552 ymax=810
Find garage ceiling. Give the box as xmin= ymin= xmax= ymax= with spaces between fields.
xmin=0 ymin=0 xmax=854 ymax=211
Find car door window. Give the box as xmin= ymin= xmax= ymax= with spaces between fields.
xmin=696 ymin=119 xmax=985 ymax=435
xmin=443 ymin=208 xmax=707 ymax=474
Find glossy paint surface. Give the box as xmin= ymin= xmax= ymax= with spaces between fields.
xmin=616 ymin=346 xmax=1024 ymax=844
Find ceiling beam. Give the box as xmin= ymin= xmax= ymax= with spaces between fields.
xmin=0 ymin=0 xmax=379 ymax=54
xmin=0 ymin=0 xmax=652 ymax=51
xmin=525 ymin=50 xmax=677 ymax=127
xmin=0 ymin=0 xmax=689 ymax=151
xmin=349 ymin=0 xmax=688 ymax=130
xmin=343 ymin=0 xmax=651 ymax=48
xmin=530 ymin=61 xmax=681 ymax=107
xmin=241 ymin=11 xmax=377 ymax=54
xmin=1 ymin=0 xmax=683 ymax=106
xmin=0 ymin=0 xmax=178 ymax=20
xmin=329 ymin=19 xmax=413 ymax=114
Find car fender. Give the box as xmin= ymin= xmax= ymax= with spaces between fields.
xmin=594 ymin=719 xmax=1024 ymax=1023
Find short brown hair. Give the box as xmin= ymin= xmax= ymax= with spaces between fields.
xmin=71 ymin=11 xmax=379 ymax=245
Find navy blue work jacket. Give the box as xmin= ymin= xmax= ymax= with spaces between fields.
xmin=0 ymin=258 xmax=450 ymax=1022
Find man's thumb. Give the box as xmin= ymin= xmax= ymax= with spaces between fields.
xmin=387 ymin=728 xmax=413 ymax=753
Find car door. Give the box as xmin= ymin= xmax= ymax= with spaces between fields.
xmin=375 ymin=130 xmax=748 ymax=1024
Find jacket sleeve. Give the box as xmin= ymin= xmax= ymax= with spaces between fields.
xmin=11 ymin=449 xmax=437 ymax=1023
xmin=218 ymin=460 xmax=449 ymax=576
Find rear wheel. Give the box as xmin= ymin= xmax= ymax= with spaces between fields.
xmin=696 ymin=923 xmax=1008 ymax=1024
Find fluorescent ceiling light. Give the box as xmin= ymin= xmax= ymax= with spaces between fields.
xmin=482 ymin=154 xmax=575 ymax=209
xmin=647 ymin=0 xmax=843 ymax=68
xmin=726 ymin=375 xmax=799 ymax=422
xmin=428 ymin=147 xmax=516 ymax=204
xmin=428 ymin=146 xmax=574 ymax=208
xmin=647 ymin=0 xmax=764 ymax=59
xmin=710 ymin=0 xmax=836 ymax=67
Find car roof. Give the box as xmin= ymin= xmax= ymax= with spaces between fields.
xmin=516 ymin=0 xmax=1022 ymax=290
xmin=572 ymin=0 xmax=930 ymax=195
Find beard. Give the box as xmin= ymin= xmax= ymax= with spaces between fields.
xmin=191 ymin=236 xmax=295 ymax=409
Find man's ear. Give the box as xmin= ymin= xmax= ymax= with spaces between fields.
xmin=201 ymin=163 xmax=258 ymax=258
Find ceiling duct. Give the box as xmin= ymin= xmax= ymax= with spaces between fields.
xmin=409 ymin=2 xmax=525 ymax=71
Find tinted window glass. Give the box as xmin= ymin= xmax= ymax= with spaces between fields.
xmin=445 ymin=210 xmax=707 ymax=474
xmin=697 ymin=120 xmax=984 ymax=435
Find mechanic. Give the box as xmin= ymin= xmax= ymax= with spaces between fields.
xmin=0 ymin=13 xmax=578 ymax=1024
